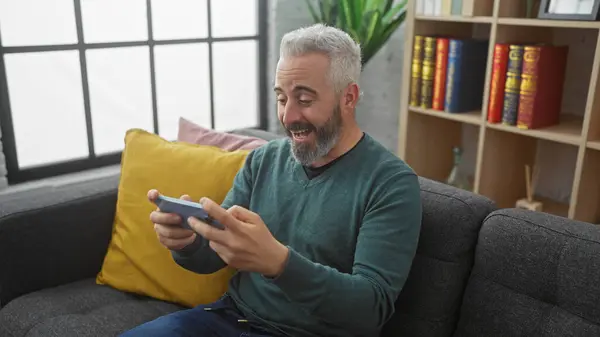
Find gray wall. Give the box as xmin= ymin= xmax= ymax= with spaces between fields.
xmin=268 ymin=0 xmax=406 ymax=153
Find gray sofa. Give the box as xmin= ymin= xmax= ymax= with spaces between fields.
xmin=1 ymin=131 xmax=599 ymax=337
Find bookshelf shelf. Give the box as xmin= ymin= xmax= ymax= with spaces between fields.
xmin=485 ymin=114 xmax=583 ymax=146
xmin=409 ymin=107 xmax=482 ymax=126
xmin=588 ymin=141 xmax=600 ymax=151
xmin=398 ymin=0 xmax=600 ymax=224
xmin=497 ymin=18 xmax=600 ymax=29
xmin=416 ymin=15 xmax=494 ymax=24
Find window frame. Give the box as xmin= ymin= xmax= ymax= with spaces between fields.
xmin=0 ymin=0 xmax=269 ymax=184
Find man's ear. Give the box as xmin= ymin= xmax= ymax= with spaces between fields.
xmin=342 ymin=83 xmax=360 ymax=109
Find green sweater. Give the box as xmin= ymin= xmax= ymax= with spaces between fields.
xmin=173 ymin=134 xmax=422 ymax=337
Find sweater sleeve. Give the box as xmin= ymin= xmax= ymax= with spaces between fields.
xmin=171 ymin=150 xmax=256 ymax=274
xmin=267 ymin=171 xmax=422 ymax=334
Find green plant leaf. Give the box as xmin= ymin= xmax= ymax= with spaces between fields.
xmin=339 ymin=0 xmax=354 ymax=31
xmin=379 ymin=10 xmax=406 ymax=44
xmin=301 ymin=0 xmax=406 ymax=67
xmin=353 ymin=0 xmax=366 ymax=31
xmin=382 ymin=0 xmax=407 ymax=23
xmin=364 ymin=0 xmax=379 ymax=12
xmin=383 ymin=0 xmax=394 ymax=13
xmin=365 ymin=10 xmax=382 ymax=46
xmin=363 ymin=9 xmax=405 ymax=65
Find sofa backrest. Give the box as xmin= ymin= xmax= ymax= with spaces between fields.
xmin=454 ymin=208 xmax=600 ymax=336
xmin=382 ymin=177 xmax=496 ymax=337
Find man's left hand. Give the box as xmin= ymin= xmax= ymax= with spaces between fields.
xmin=187 ymin=198 xmax=289 ymax=278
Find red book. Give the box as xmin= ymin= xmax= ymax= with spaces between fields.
xmin=517 ymin=44 xmax=568 ymax=129
xmin=487 ymin=43 xmax=509 ymax=123
xmin=432 ymin=38 xmax=449 ymax=111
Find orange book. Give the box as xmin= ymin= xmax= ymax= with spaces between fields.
xmin=432 ymin=38 xmax=449 ymax=111
xmin=487 ymin=44 xmax=509 ymax=123
xmin=517 ymin=44 xmax=568 ymax=129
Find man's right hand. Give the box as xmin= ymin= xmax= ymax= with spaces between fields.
xmin=148 ymin=189 xmax=197 ymax=251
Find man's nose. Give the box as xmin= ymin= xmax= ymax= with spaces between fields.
xmin=282 ymin=102 xmax=301 ymax=125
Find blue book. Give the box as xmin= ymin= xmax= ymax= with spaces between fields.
xmin=444 ymin=38 xmax=489 ymax=113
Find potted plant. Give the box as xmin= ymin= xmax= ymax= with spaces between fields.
xmin=304 ymin=0 xmax=407 ymax=67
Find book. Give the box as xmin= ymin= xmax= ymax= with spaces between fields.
xmin=433 ymin=0 xmax=442 ymax=15
xmin=416 ymin=0 xmax=425 ymax=15
xmin=517 ymin=44 xmax=569 ymax=129
xmin=501 ymin=45 xmax=524 ymax=125
xmin=451 ymin=0 xmax=463 ymax=15
xmin=442 ymin=0 xmax=452 ymax=16
xmin=424 ymin=0 xmax=436 ymax=15
xmin=462 ymin=0 xmax=474 ymax=15
xmin=409 ymin=35 xmax=425 ymax=106
xmin=420 ymin=36 xmax=437 ymax=109
xmin=487 ymin=44 xmax=510 ymax=123
xmin=444 ymin=38 xmax=489 ymax=113
xmin=433 ymin=38 xmax=449 ymax=110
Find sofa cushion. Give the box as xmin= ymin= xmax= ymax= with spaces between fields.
xmin=96 ymin=128 xmax=244 ymax=308
xmin=0 ymin=278 xmax=184 ymax=337
xmin=381 ymin=177 xmax=496 ymax=337
xmin=454 ymin=208 xmax=600 ymax=337
xmin=177 ymin=117 xmax=268 ymax=150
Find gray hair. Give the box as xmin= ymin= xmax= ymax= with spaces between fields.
xmin=279 ymin=23 xmax=362 ymax=95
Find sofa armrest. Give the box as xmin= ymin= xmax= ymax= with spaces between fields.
xmin=0 ymin=174 xmax=119 ymax=308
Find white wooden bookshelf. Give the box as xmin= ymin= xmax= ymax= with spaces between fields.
xmin=398 ymin=0 xmax=600 ymax=224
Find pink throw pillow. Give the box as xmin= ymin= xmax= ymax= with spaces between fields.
xmin=177 ymin=117 xmax=267 ymax=151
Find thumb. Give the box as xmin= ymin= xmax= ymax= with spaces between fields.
xmin=180 ymin=194 xmax=193 ymax=202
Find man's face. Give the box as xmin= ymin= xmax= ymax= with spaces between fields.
xmin=274 ymin=53 xmax=343 ymax=166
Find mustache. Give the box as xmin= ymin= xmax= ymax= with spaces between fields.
xmin=285 ymin=122 xmax=315 ymax=132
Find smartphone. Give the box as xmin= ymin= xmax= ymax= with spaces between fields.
xmin=153 ymin=194 xmax=225 ymax=230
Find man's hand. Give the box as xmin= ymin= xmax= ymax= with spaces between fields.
xmin=187 ymin=198 xmax=289 ymax=278
xmin=148 ymin=189 xmax=197 ymax=251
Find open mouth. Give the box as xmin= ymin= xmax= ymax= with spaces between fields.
xmin=290 ymin=129 xmax=313 ymax=141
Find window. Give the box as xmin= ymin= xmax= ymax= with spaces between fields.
xmin=0 ymin=0 xmax=268 ymax=184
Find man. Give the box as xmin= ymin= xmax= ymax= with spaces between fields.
xmin=121 ymin=23 xmax=422 ymax=337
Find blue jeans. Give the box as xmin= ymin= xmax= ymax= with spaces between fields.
xmin=120 ymin=295 xmax=273 ymax=337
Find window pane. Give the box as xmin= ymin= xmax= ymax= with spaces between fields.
xmin=212 ymin=40 xmax=258 ymax=131
xmin=154 ymin=44 xmax=211 ymax=141
xmin=81 ymin=0 xmax=148 ymax=43
xmin=211 ymin=0 xmax=257 ymax=38
xmin=0 ymin=0 xmax=77 ymax=46
xmin=151 ymin=0 xmax=208 ymax=40
xmin=86 ymin=47 xmax=153 ymax=155
xmin=3 ymin=51 xmax=89 ymax=168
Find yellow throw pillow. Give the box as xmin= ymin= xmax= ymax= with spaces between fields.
xmin=96 ymin=128 xmax=248 ymax=308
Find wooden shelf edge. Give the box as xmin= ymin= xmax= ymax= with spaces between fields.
xmin=415 ymin=15 xmax=494 ymax=23
xmin=484 ymin=115 xmax=583 ymax=146
xmin=588 ymin=140 xmax=600 ymax=151
xmin=497 ymin=17 xmax=600 ymax=29
xmin=408 ymin=106 xmax=482 ymax=125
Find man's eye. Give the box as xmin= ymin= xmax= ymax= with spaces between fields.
xmin=299 ymin=99 xmax=312 ymax=105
